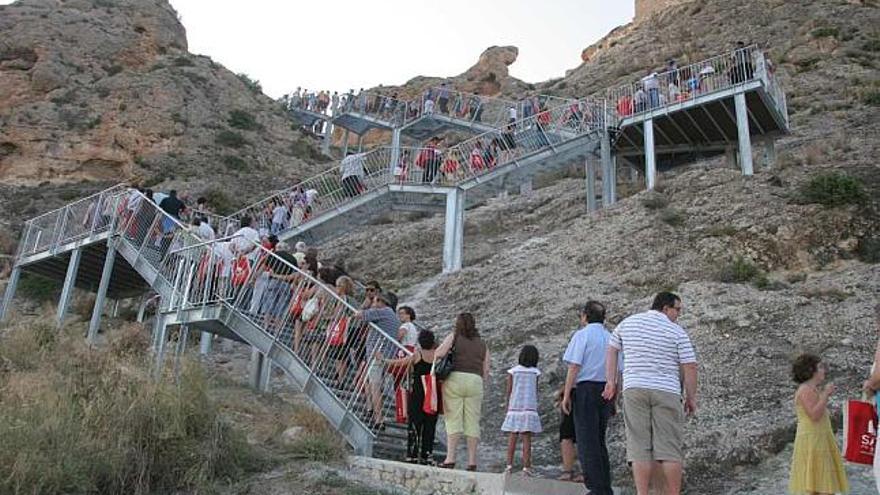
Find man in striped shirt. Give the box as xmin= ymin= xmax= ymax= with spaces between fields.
xmin=602 ymin=292 xmax=697 ymax=495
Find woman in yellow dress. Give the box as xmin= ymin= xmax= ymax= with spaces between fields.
xmin=789 ymin=353 xmax=849 ymax=495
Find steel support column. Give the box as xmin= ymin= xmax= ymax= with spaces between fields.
xmin=87 ymin=239 xmax=117 ymax=344
xmin=249 ymin=347 xmax=270 ymax=391
xmin=152 ymin=315 xmax=168 ymax=380
xmin=601 ymin=131 xmax=616 ymax=207
xmin=56 ymin=247 xmax=83 ymax=329
xmin=763 ymin=139 xmax=776 ymax=169
xmin=644 ymin=118 xmax=657 ymax=190
xmin=734 ymin=92 xmax=754 ymax=176
xmin=390 ymin=128 xmax=401 ymax=173
xmin=442 ymin=188 xmax=464 ymax=274
xmin=0 ymin=266 xmax=21 ymax=323
xmin=357 ymin=135 xmax=364 ymax=153
xmin=199 ymin=331 xmax=213 ymax=355
xmin=321 ymin=121 xmax=332 ymax=155
xmin=585 ymin=154 xmax=598 ymax=213
xmin=342 ymin=129 xmax=350 ymax=156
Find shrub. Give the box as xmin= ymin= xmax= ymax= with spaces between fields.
xmin=863 ymin=39 xmax=880 ymax=52
xmin=857 ymin=236 xmax=880 ymax=263
xmin=716 ymin=256 xmax=768 ymax=287
xmin=228 ymin=110 xmax=261 ymax=131
xmin=799 ymin=173 xmax=866 ymax=207
xmin=201 ymin=187 xmax=242 ymax=215
xmin=706 ymin=225 xmax=738 ymax=237
xmin=105 ymin=64 xmax=124 ymax=76
xmin=215 ymin=130 xmax=250 ymax=149
xmin=659 ymin=208 xmax=685 ymax=227
xmin=863 ymin=91 xmax=880 ymax=106
xmin=222 ymin=154 xmax=247 ymax=171
xmin=290 ymin=139 xmax=326 ymax=162
xmin=0 ymin=322 xmax=265 ymax=494
xmin=236 ymin=73 xmax=262 ymax=94
xmin=172 ymin=56 xmax=194 ymax=67
xmin=641 ymin=192 xmax=669 ymax=210
xmin=810 ymin=26 xmax=839 ymax=39
xmin=17 ymin=272 xmax=61 ymax=303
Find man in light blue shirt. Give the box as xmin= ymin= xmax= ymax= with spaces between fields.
xmin=561 ymin=301 xmax=614 ymax=495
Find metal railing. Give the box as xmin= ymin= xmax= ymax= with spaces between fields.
xmin=158 ymin=234 xmax=411 ymax=437
xmin=397 ymin=96 xmax=610 ymax=186
xmin=225 ymin=146 xmax=430 ymax=234
xmin=403 ymin=86 xmax=519 ymax=129
xmin=15 ymin=183 xmax=127 ymax=261
xmin=605 ymin=45 xmax=766 ymax=121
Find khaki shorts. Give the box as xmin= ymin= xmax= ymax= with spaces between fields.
xmin=622 ymin=388 xmax=684 ymax=463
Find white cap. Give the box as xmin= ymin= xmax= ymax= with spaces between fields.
xmin=295 ymin=241 xmax=307 ymax=252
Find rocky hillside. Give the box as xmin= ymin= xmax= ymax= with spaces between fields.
xmin=0 ymin=0 xmax=329 ymax=234
xmin=320 ymin=0 xmax=880 ymax=492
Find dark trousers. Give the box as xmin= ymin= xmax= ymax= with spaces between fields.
xmin=575 ymin=381 xmax=613 ymax=495
xmin=407 ymin=411 xmax=438 ymax=461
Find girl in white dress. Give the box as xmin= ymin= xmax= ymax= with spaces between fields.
xmin=502 ymin=345 xmax=542 ymax=476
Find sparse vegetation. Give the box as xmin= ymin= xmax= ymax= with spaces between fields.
xmin=0 ymin=321 xmax=266 ymax=494
xmin=863 ymin=91 xmax=880 ymax=106
xmin=799 ymin=173 xmax=866 ymax=207
xmin=17 ymin=272 xmax=62 ymax=303
xmin=659 ymin=208 xmax=685 ymax=227
xmin=706 ymin=225 xmax=738 ymax=237
xmin=215 ymin=130 xmax=250 ymax=149
xmin=172 ymin=56 xmax=194 ymax=67
xmin=641 ymin=192 xmax=669 ymax=210
xmin=236 ymin=73 xmax=262 ymax=94
xmin=222 ymin=154 xmax=247 ymax=171
xmin=290 ymin=138 xmax=326 ymax=162
xmin=228 ymin=109 xmax=261 ymax=131
xmin=201 ymin=187 xmax=242 ymax=215
xmin=810 ymin=26 xmax=839 ymax=39
xmin=857 ymin=236 xmax=880 ymax=263
xmin=716 ymin=256 xmax=769 ymax=288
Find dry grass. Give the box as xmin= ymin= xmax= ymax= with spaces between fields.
xmin=0 ymin=316 xmax=267 ymax=495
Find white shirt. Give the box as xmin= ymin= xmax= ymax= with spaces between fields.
xmin=642 ymin=73 xmax=660 ymax=91
xmin=230 ymin=226 xmax=260 ymax=260
xmin=212 ymin=242 xmax=234 ymax=277
xmin=340 ymin=153 xmax=366 ymax=180
xmin=508 ymin=107 xmax=517 ymax=120
xmin=424 ymin=99 xmax=435 ymax=114
xmin=399 ymin=322 xmax=418 ymax=347
xmin=196 ymin=222 xmax=215 ymax=241
xmin=153 ymin=192 xmax=168 ymax=205
xmin=609 ymin=310 xmax=696 ymax=395
xmin=272 ymin=205 xmax=288 ymax=225
xmin=126 ymin=189 xmax=142 ymax=212
xmin=305 ymin=189 xmax=318 ymax=205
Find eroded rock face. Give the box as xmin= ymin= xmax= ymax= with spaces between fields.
xmin=0 ymin=0 xmax=326 ymax=195
xmin=460 ymin=45 xmax=519 ymax=94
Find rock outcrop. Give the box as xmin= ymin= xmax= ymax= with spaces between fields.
xmin=0 ymin=0 xmax=327 ymax=215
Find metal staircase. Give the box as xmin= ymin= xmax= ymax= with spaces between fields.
xmin=2 ymin=45 xmax=790 ymax=465
xmin=232 ymin=96 xmax=609 ymax=251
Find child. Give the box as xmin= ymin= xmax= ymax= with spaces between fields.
xmin=789 ymin=353 xmax=849 ymax=495
xmin=502 ymin=345 xmax=542 ymax=476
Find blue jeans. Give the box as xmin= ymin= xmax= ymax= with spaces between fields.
xmin=575 ymin=381 xmax=613 ymax=495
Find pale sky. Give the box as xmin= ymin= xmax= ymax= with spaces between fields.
xmin=4 ymin=0 xmax=635 ymax=98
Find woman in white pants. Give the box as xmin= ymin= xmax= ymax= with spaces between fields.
xmin=862 ymin=303 xmax=880 ymax=493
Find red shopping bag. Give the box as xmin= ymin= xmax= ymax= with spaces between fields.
xmin=422 ymin=373 xmax=439 ymax=416
xmin=231 ymin=257 xmax=250 ymax=286
xmin=843 ymin=399 xmax=877 ymax=465
xmin=395 ymin=385 xmax=408 ymax=424
xmin=327 ymin=316 xmax=348 ymax=346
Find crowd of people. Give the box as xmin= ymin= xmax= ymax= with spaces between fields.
xmin=616 ymin=42 xmax=767 ymax=117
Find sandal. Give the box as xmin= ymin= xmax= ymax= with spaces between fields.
xmin=504 ymin=465 xmax=513 ymax=475
xmin=438 ymin=461 xmax=456 ymax=469
xmin=522 ymin=467 xmax=533 ymax=477
xmin=466 ymin=465 xmax=477 ymax=472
